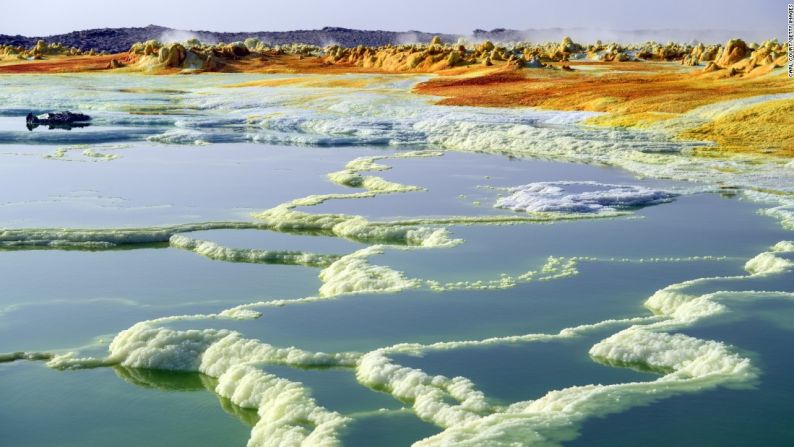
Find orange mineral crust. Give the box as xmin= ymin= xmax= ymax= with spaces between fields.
xmin=414 ymin=63 xmax=791 ymax=114
xmin=414 ymin=63 xmax=793 ymax=157
xmin=2 ymin=36 xmax=791 ymax=156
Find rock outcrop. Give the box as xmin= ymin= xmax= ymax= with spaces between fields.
xmin=715 ymin=39 xmax=748 ymax=67
xmin=0 ymin=39 xmax=88 ymax=61
xmin=4 ymin=29 xmax=788 ymax=81
xmin=700 ymin=39 xmax=787 ymax=77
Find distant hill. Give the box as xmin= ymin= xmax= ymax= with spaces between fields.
xmin=0 ymin=25 xmax=766 ymax=53
xmin=0 ymin=25 xmax=457 ymax=53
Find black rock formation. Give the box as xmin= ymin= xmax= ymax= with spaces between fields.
xmin=26 ymin=111 xmax=91 ymax=131
xmin=0 ymin=25 xmax=458 ymax=53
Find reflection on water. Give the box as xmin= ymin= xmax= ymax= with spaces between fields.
xmin=26 ymin=121 xmax=91 ymax=131
xmin=115 ymin=366 xmax=261 ymax=427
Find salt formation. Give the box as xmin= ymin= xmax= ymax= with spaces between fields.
xmin=353 ymin=241 xmax=794 ymax=446
xmin=0 ymin=72 xmax=790 ymax=444
xmin=50 ymin=320 xmax=359 ymax=447
xmin=169 ymin=234 xmax=340 ymax=268
xmin=0 ymin=222 xmax=263 ymax=248
xmin=495 ymin=181 xmax=676 ymax=214
xmin=318 ymin=245 xmax=419 ymax=296
xmin=7 ymin=135 xmax=791 ymax=447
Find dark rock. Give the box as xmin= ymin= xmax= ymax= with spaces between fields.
xmin=0 ymin=25 xmax=458 ymax=53
xmin=26 ymin=111 xmax=91 ymax=131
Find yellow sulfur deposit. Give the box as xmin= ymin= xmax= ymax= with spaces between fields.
xmin=680 ymin=98 xmax=794 ymax=157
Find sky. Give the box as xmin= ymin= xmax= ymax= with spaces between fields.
xmin=0 ymin=0 xmax=786 ymax=40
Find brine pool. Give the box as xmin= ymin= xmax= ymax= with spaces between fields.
xmin=0 ymin=73 xmax=793 ymax=446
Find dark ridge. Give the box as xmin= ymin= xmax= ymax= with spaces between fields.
xmin=0 ymin=25 xmax=767 ymax=53
xmin=0 ymin=24 xmax=458 ymax=53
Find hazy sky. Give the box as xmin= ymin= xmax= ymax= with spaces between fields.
xmin=0 ymin=0 xmax=786 ymax=37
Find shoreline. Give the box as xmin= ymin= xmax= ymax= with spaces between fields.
xmin=2 ymin=37 xmax=792 ymax=158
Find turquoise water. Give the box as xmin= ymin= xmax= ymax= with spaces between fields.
xmin=0 ymin=73 xmax=792 ymax=446
xmin=0 ymin=362 xmax=253 ymax=447
xmin=574 ymin=304 xmax=794 ymax=447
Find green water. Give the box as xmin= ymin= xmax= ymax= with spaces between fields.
xmin=574 ymin=305 xmax=794 ymax=446
xmin=0 ymin=362 xmax=252 ymax=447
xmin=0 ymin=73 xmax=792 ymax=446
